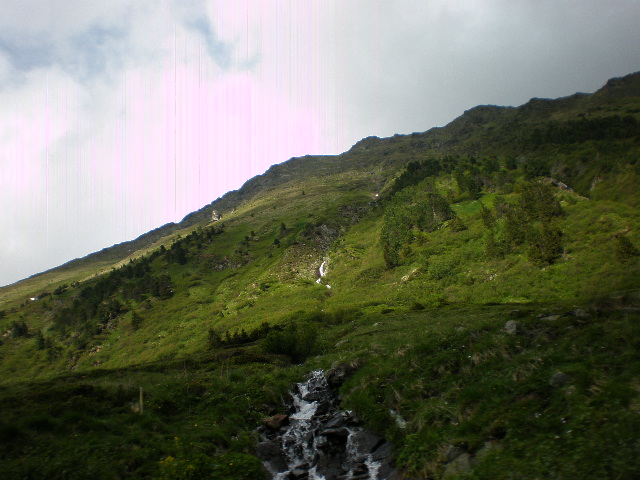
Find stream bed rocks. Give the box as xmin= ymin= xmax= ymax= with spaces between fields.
xmin=257 ymin=369 xmax=398 ymax=480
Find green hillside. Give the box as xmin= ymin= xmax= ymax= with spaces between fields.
xmin=1 ymin=72 xmax=639 ymax=479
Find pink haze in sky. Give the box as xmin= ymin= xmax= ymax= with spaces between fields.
xmin=0 ymin=1 xmax=340 ymax=287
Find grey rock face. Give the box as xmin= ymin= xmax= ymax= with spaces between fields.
xmin=505 ymin=320 xmax=520 ymax=335
xmin=549 ymin=371 xmax=570 ymax=387
xmin=443 ymin=453 xmax=473 ymax=478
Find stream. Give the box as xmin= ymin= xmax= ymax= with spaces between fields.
xmin=257 ymin=370 xmax=396 ymax=480
xmin=316 ymin=260 xmax=331 ymax=288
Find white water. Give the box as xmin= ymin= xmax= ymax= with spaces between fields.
xmin=316 ymin=260 xmax=331 ymax=288
xmin=267 ymin=370 xmax=385 ymax=480
xmin=274 ymin=370 xmax=328 ymax=480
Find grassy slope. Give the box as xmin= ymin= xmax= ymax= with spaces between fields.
xmin=1 ymin=73 xmax=639 ymax=479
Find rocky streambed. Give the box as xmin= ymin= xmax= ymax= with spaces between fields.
xmin=257 ymin=369 xmax=397 ymax=480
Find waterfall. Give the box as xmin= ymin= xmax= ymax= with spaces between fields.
xmin=316 ymin=260 xmax=331 ymax=288
xmin=258 ymin=370 xmax=394 ymax=480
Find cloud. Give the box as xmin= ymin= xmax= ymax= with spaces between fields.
xmin=0 ymin=1 xmax=339 ymax=286
xmin=332 ymin=0 xmax=640 ymax=144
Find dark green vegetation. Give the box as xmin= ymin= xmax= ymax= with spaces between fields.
xmin=1 ymin=72 xmax=640 ymax=479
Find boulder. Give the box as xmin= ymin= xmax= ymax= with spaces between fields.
xmin=549 ymin=371 xmax=569 ymax=387
xmin=443 ymin=453 xmax=472 ymax=478
xmin=287 ymin=468 xmax=309 ymax=479
xmin=256 ymin=440 xmax=288 ymax=472
xmin=262 ymin=414 xmax=289 ymax=430
xmin=444 ymin=445 xmax=466 ymax=463
xmin=474 ymin=440 xmax=503 ymax=463
xmin=505 ymin=320 xmax=520 ymax=335
xmin=324 ymin=427 xmax=350 ymax=441
xmin=326 ymin=360 xmax=362 ymax=389
xmin=324 ymin=415 xmax=346 ymax=430
xmin=349 ymin=430 xmax=385 ymax=453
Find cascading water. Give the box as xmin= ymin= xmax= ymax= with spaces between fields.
xmin=258 ymin=370 xmax=395 ymax=480
xmin=316 ymin=260 xmax=331 ymax=288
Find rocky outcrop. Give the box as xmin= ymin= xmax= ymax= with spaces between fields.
xmin=504 ymin=320 xmax=520 ymax=335
xmin=442 ymin=441 xmax=503 ymax=478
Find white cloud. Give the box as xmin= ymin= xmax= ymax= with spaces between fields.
xmin=0 ymin=1 xmax=340 ymax=286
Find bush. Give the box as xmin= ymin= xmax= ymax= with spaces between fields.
xmin=131 ymin=311 xmax=144 ymax=331
xmin=528 ymin=222 xmax=564 ymax=265
xmin=10 ymin=320 xmax=28 ymax=338
xmin=523 ymin=157 xmax=550 ymax=179
xmin=448 ymin=216 xmax=468 ymax=232
xmin=615 ymin=235 xmax=640 ymax=261
xmin=262 ymin=323 xmax=317 ymax=363
xmin=35 ymin=330 xmax=45 ymax=350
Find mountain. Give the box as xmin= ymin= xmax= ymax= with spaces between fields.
xmin=0 ymin=72 xmax=639 ymax=479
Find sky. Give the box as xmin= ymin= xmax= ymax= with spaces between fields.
xmin=1 ymin=0 xmax=639 ymax=287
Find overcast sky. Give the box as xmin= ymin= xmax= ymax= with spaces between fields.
xmin=1 ymin=0 xmax=639 ymax=287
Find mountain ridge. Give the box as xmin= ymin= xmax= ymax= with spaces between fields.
xmin=9 ymin=71 xmax=639 ymax=291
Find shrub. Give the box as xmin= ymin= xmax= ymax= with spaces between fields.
xmin=484 ymin=232 xmax=503 ymax=258
xmin=10 ymin=320 xmax=28 ymax=338
xmin=35 ymin=330 xmax=45 ymax=350
xmin=131 ymin=311 xmax=143 ymax=331
xmin=517 ymin=182 xmax=563 ymax=221
xmin=448 ymin=216 xmax=468 ymax=232
xmin=480 ymin=204 xmax=497 ymax=230
xmin=262 ymin=323 xmax=317 ymax=363
xmin=615 ymin=235 xmax=640 ymax=261
xmin=528 ymin=222 xmax=564 ymax=265
xmin=523 ymin=157 xmax=550 ymax=179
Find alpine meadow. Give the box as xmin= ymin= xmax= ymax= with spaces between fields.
xmin=1 ymin=72 xmax=640 ymax=479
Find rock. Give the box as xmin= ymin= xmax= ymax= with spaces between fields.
xmin=301 ymin=391 xmax=323 ymax=402
xmin=211 ymin=210 xmax=221 ymax=222
xmin=373 ymin=441 xmax=399 ymax=480
xmin=314 ymin=400 xmax=331 ymax=416
xmin=390 ymin=409 xmax=408 ymax=429
xmin=474 ymin=440 xmax=503 ymax=463
xmin=444 ymin=445 xmax=466 ymax=462
xmin=324 ymin=427 xmax=350 ymax=441
xmin=349 ymin=430 xmax=385 ymax=453
xmin=326 ymin=360 xmax=362 ymax=389
xmin=574 ymin=308 xmax=589 ymax=318
xmin=324 ymin=415 xmax=346 ymax=430
xmin=256 ymin=440 xmax=288 ymax=472
xmin=505 ymin=320 xmax=520 ymax=335
xmin=443 ymin=453 xmax=472 ymax=478
xmin=549 ymin=371 xmax=569 ymax=387
xmin=262 ymin=414 xmax=289 ymax=430
xmin=540 ymin=314 xmax=561 ymax=321
xmin=287 ymin=468 xmax=309 ymax=479
xmin=371 ymin=441 xmax=392 ymax=461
